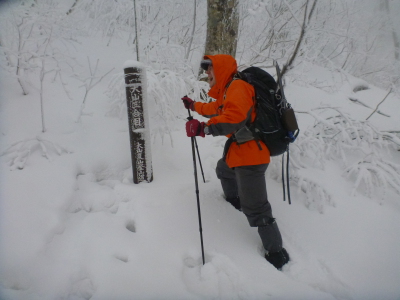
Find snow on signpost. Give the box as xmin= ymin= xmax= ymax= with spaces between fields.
xmin=124 ymin=61 xmax=153 ymax=184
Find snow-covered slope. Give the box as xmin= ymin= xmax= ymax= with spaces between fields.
xmin=1 ymin=35 xmax=400 ymax=300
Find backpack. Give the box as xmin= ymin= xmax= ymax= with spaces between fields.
xmin=235 ymin=64 xmax=299 ymax=156
xmin=233 ymin=62 xmax=300 ymax=204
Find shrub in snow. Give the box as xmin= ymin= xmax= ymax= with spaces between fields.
xmin=266 ymin=104 xmax=400 ymax=211
xmin=295 ymin=176 xmax=334 ymax=213
xmin=345 ymin=155 xmax=400 ymax=199
xmin=73 ymin=57 xmax=114 ymax=123
xmin=295 ymin=106 xmax=400 ymax=202
xmin=267 ymin=149 xmax=334 ymax=214
xmin=0 ymin=136 xmax=72 ymax=171
xmin=0 ymin=0 xmax=80 ymax=132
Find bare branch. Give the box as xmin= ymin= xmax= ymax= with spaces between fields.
xmin=281 ymin=0 xmax=309 ymax=77
xmin=366 ymin=89 xmax=392 ymax=120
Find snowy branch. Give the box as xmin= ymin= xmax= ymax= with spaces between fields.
xmin=1 ymin=136 xmax=72 ymax=170
xmin=296 ymin=106 xmax=400 ymax=199
xmin=73 ymin=57 xmax=115 ymax=123
xmin=365 ymin=88 xmax=392 ymax=120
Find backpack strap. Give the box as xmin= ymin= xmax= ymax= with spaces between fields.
xmin=223 ymin=76 xmax=259 ymax=147
xmin=287 ymin=145 xmax=291 ymax=204
xmin=223 ymin=75 xmax=239 ymax=100
xmin=222 ymin=136 xmax=234 ymax=162
xmin=281 ymin=144 xmax=292 ymax=205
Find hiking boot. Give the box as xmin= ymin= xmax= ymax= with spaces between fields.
xmin=225 ymin=196 xmax=241 ymax=211
xmin=265 ymin=248 xmax=289 ymax=270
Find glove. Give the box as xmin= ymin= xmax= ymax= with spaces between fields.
xmin=186 ymin=119 xmax=206 ymax=137
xmin=181 ymin=96 xmax=195 ymax=111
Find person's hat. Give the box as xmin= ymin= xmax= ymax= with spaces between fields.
xmin=200 ymin=59 xmax=212 ymax=71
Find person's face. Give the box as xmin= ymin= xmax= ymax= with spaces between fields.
xmin=206 ymin=65 xmax=216 ymax=88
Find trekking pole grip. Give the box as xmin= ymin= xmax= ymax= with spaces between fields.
xmin=186 ymin=108 xmax=205 ymax=183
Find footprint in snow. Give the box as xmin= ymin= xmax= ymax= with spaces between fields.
xmin=182 ymin=252 xmax=253 ymax=300
xmin=125 ymin=219 xmax=136 ymax=233
xmin=114 ymin=253 xmax=129 ymax=263
xmin=284 ymin=255 xmax=353 ymax=299
xmin=67 ymin=276 xmax=96 ymax=300
xmin=68 ymin=173 xmax=120 ymax=213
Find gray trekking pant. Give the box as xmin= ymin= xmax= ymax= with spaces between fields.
xmin=216 ymin=158 xmax=283 ymax=253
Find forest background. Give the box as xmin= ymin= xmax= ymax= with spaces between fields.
xmin=1 ymin=0 xmax=400 ymax=299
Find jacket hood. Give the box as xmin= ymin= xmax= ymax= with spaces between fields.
xmin=204 ymin=54 xmax=237 ymax=99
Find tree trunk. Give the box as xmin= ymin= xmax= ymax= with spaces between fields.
xmin=383 ymin=0 xmax=399 ymax=61
xmin=204 ymin=0 xmax=239 ymax=57
xmin=185 ymin=0 xmax=197 ymax=60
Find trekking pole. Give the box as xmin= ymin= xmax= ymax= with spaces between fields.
xmin=187 ymin=109 xmax=206 ymax=183
xmin=187 ymin=112 xmax=206 ymax=265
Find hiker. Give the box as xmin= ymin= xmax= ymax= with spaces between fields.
xmin=181 ymin=54 xmax=290 ymax=270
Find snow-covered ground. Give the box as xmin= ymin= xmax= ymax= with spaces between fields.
xmin=1 ymin=34 xmax=400 ymax=300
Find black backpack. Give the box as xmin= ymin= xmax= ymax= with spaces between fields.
xmin=234 ymin=62 xmax=299 ymax=204
xmin=236 ymin=64 xmax=299 ymax=156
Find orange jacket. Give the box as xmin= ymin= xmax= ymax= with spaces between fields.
xmin=194 ymin=54 xmax=270 ymax=168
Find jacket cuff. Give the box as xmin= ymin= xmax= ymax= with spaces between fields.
xmin=204 ymin=125 xmax=213 ymax=135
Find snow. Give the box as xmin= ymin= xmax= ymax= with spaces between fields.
xmin=1 ymin=28 xmax=400 ymax=300
xmin=123 ymin=60 xmax=144 ymax=70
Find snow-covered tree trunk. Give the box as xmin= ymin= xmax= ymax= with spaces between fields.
xmin=185 ymin=0 xmax=197 ymax=60
xmin=383 ymin=0 xmax=399 ymax=61
xmin=204 ymin=0 xmax=239 ymax=57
